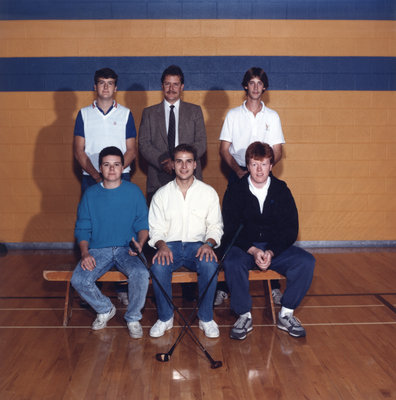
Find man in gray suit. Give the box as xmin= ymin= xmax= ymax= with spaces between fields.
xmin=138 ymin=65 xmax=207 ymax=202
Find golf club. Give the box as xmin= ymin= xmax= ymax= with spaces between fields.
xmin=129 ymin=240 xmax=222 ymax=369
xmin=154 ymin=224 xmax=243 ymax=366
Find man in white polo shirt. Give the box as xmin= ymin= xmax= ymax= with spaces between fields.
xmin=73 ymin=67 xmax=137 ymax=193
xmin=219 ymin=67 xmax=285 ymax=185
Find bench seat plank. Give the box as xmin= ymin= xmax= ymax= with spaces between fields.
xmin=43 ymin=269 xmax=285 ymax=326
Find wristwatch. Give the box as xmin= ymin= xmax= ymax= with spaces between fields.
xmin=204 ymin=241 xmax=214 ymax=248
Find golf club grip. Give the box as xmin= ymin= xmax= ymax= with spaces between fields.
xmin=129 ymin=240 xmax=139 ymax=254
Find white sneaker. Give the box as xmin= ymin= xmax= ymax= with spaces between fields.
xmin=127 ymin=321 xmax=143 ymax=339
xmin=117 ymin=291 xmax=129 ymax=305
xmin=199 ymin=320 xmax=220 ymax=338
xmin=92 ymin=305 xmax=116 ymax=330
xmin=149 ymin=317 xmax=173 ymax=338
xmin=272 ymin=289 xmax=283 ymax=306
xmin=214 ymin=290 xmax=228 ymax=306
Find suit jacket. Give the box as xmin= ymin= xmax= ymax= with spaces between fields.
xmin=138 ymin=100 xmax=207 ymax=194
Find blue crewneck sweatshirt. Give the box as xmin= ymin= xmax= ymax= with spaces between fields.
xmin=75 ymin=181 xmax=148 ymax=249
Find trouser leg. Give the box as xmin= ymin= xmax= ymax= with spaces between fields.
xmin=270 ymin=246 xmax=315 ymax=310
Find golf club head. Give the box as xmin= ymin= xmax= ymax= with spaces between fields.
xmin=156 ymin=353 xmax=171 ymax=362
xmin=211 ymin=361 xmax=223 ymax=369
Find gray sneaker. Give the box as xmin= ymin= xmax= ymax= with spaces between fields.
xmin=230 ymin=314 xmax=253 ymax=340
xmin=117 ymin=291 xmax=129 ymax=306
xmin=92 ymin=305 xmax=116 ymax=330
xmin=127 ymin=321 xmax=143 ymax=339
xmin=277 ymin=313 xmax=306 ymax=338
xmin=272 ymin=289 xmax=283 ymax=306
xmin=214 ymin=290 xmax=228 ymax=306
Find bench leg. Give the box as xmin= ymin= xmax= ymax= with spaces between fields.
xmin=265 ymin=280 xmax=277 ymax=325
xmin=63 ymin=281 xmax=74 ymax=327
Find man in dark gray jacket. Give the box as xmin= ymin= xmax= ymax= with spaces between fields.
xmin=138 ymin=65 xmax=206 ymax=202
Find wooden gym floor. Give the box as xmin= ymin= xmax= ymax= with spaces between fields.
xmin=0 ymin=248 xmax=395 ymax=400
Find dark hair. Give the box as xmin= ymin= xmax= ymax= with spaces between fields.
xmin=241 ymin=67 xmax=269 ymax=93
xmin=171 ymin=143 xmax=197 ymax=161
xmin=245 ymin=142 xmax=274 ymax=166
xmin=99 ymin=146 xmax=124 ymax=166
xmin=94 ymin=68 xmax=118 ymax=86
xmin=161 ymin=65 xmax=184 ymax=85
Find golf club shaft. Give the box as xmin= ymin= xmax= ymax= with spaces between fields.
xmin=130 ymin=242 xmax=218 ymax=366
xmin=163 ymin=224 xmax=243 ymax=356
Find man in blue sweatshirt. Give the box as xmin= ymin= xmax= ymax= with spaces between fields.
xmin=71 ymin=146 xmax=149 ymax=338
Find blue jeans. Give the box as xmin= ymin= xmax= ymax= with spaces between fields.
xmin=71 ymin=246 xmax=149 ymax=322
xmin=224 ymin=244 xmax=315 ymax=315
xmin=151 ymin=241 xmax=218 ymax=322
xmin=81 ymin=172 xmax=131 ymax=193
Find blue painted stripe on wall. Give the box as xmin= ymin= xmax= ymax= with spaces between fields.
xmin=1 ymin=0 xmax=395 ymax=20
xmin=0 ymin=56 xmax=395 ymax=91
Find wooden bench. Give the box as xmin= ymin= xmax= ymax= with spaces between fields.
xmin=43 ymin=269 xmax=285 ymax=327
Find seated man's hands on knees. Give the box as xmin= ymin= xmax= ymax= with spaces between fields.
xmin=153 ymin=240 xmax=174 ymax=265
xmin=247 ymin=246 xmax=273 ymax=271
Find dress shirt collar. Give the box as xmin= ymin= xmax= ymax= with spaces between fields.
xmin=172 ymin=176 xmax=197 ymax=193
xmin=164 ymin=98 xmax=181 ymax=112
xmin=242 ymin=100 xmax=265 ymax=115
xmin=93 ymin=100 xmax=117 ymax=115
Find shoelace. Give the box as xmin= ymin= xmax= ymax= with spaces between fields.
xmin=288 ymin=315 xmax=302 ymax=327
xmin=234 ymin=316 xmax=249 ymax=329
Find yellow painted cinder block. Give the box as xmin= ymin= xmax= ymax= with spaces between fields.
xmin=129 ymin=20 xmax=166 ymax=38
xmin=387 ymin=143 xmax=396 ymax=160
xmin=284 ymin=126 xmax=334 ymax=144
xmin=285 ymin=108 xmax=321 ymax=126
xmin=286 ymin=177 xmax=356 ymax=195
xmin=385 ymin=177 xmax=396 ymax=193
xmin=166 ymin=20 xmax=202 ymax=37
xmin=367 ymin=194 xmax=396 ymax=211
xmin=2 ymin=20 xmax=395 ymax=58
xmin=352 ymin=177 xmax=387 ymax=194
xmin=336 ymin=126 xmax=371 ymax=143
xmin=353 ymin=144 xmax=386 ymax=160
xmin=335 ymin=161 xmax=370 ymax=178
xmin=369 ymin=160 xmax=396 ymax=177
xmin=371 ymin=126 xmax=396 ymax=143
xmin=320 ymin=108 xmax=357 ymax=126
xmin=370 ymin=91 xmax=396 ymax=107
xmin=354 ymin=108 xmax=390 ymax=126
xmin=299 ymin=194 xmax=368 ymax=212
xmin=280 ymin=160 xmax=334 ymax=178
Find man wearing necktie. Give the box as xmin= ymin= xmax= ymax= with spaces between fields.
xmin=139 ymin=65 xmax=207 ymax=203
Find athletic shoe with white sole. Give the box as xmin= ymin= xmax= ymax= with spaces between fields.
xmin=277 ymin=313 xmax=306 ymax=338
xmin=117 ymin=291 xmax=129 ymax=305
xmin=230 ymin=313 xmax=253 ymax=340
xmin=127 ymin=321 xmax=143 ymax=339
xmin=272 ymin=289 xmax=283 ymax=306
xmin=92 ymin=305 xmax=116 ymax=330
xmin=199 ymin=320 xmax=220 ymax=338
xmin=150 ymin=317 xmax=174 ymax=338
xmin=214 ymin=290 xmax=228 ymax=306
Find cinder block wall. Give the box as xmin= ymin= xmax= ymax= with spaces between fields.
xmin=0 ymin=2 xmax=395 ymax=243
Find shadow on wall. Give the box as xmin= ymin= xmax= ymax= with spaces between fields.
xmin=23 ymin=89 xmax=82 ymax=242
xmin=123 ymin=84 xmax=148 ymax=180
xmin=203 ymin=87 xmax=230 ymax=182
xmin=264 ymin=90 xmax=285 ymax=178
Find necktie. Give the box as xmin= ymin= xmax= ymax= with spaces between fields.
xmin=168 ymin=105 xmax=175 ymax=153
